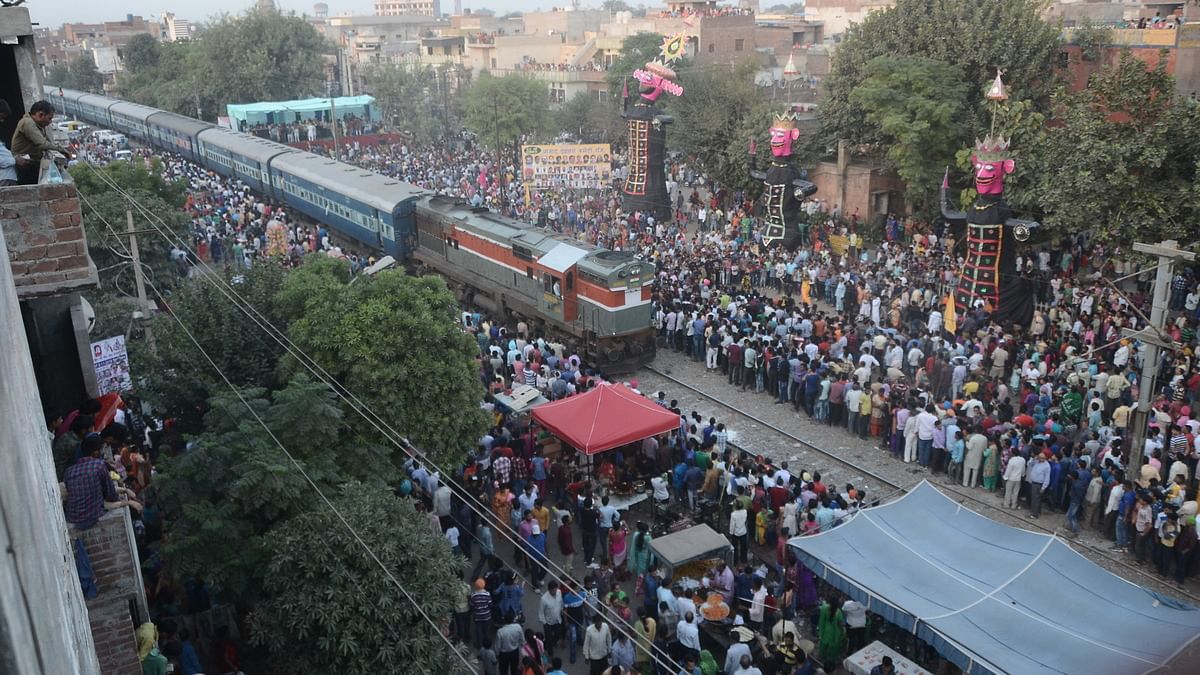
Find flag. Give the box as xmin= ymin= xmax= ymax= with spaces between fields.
xmin=524 ymin=183 xmax=531 ymax=209
xmin=944 ymin=290 xmax=958 ymax=335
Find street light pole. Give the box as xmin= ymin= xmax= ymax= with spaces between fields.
xmin=1124 ymin=239 xmax=1195 ymax=472
xmin=493 ymin=97 xmax=504 ymax=208
xmin=329 ymin=81 xmax=341 ymax=162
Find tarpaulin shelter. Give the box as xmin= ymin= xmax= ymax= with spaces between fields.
xmin=226 ymin=95 xmax=375 ymax=128
xmin=789 ymin=481 xmax=1200 ymax=675
xmin=530 ymin=382 xmax=679 ymax=455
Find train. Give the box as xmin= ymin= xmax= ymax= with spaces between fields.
xmin=46 ymin=87 xmax=657 ymax=372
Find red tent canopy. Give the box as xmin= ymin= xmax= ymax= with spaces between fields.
xmin=531 ymin=382 xmax=680 ymax=455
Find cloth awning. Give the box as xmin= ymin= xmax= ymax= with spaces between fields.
xmin=649 ymin=524 xmax=731 ymax=570
xmin=531 ymin=382 xmax=679 ymax=455
xmin=789 ymin=481 xmax=1200 ymax=675
xmin=225 ymin=95 xmax=375 ymax=126
xmin=537 ymin=242 xmax=590 ymax=273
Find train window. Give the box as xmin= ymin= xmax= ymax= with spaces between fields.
xmin=526 ymin=267 xmax=533 ymax=279
xmin=513 ymin=245 xmax=533 ymax=261
xmin=566 ymin=272 xmax=574 ymax=290
xmin=451 ymin=238 xmax=459 ymax=250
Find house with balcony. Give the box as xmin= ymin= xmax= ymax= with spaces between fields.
xmin=2 ymin=7 xmax=148 ymax=675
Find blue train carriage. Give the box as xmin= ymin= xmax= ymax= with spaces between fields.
xmin=75 ymin=93 xmax=121 ymax=129
xmin=146 ymin=112 xmax=213 ymax=163
xmin=43 ymin=86 xmax=86 ymax=119
xmin=106 ymin=100 xmax=160 ymax=143
xmin=268 ymin=152 xmax=423 ymax=260
xmin=195 ymin=127 xmax=293 ymax=195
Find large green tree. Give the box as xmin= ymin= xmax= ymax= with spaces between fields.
xmin=61 ymin=54 xmax=104 ymax=93
xmin=462 ymin=72 xmax=551 ymax=161
xmin=120 ymin=33 xmax=162 ymax=73
xmin=850 ymin=56 xmax=969 ymax=215
xmin=155 ymin=373 xmax=392 ymax=604
xmin=364 ymin=64 xmax=438 ymax=142
xmin=820 ymin=0 xmax=1061 ymax=150
xmin=250 ymin=485 xmax=471 ymax=673
xmin=1021 ymin=51 xmax=1200 ymax=243
xmin=277 ymin=257 xmax=488 ymax=468
xmin=139 ymin=261 xmax=292 ymax=434
xmin=672 ymin=58 xmax=773 ymax=194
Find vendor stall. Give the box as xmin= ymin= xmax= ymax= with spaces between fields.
xmin=648 ymin=523 xmax=731 ymax=580
xmin=844 ymin=641 xmax=932 ymax=675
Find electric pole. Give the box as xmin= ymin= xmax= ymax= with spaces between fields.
xmin=1123 ymin=239 xmax=1194 ymax=472
xmin=329 ymin=79 xmax=341 ymax=162
xmin=126 ymin=208 xmax=156 ymax=355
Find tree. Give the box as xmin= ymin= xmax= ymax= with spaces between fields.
xmin=820 ymin=0 xmax=1061 ymax=150
xmin=462 ymin=72 xmax=551 ymax=158
xmin=139 ymin=261 xmax=292 ymax=434
xmin=70 ymin=160 xmax=188 ymax=296
xmin=364 ymin=64 xmax=438 ymax=142
xmin=45 ymin=63 xmax=70 ymax=88
xmin=671 ymin=59 xmax=773 ymax=194
xmin=850 ymin=56 xmax=969 ymax=215
xmin=278 ymin=257 xmax=488 ymax=468
xmin=67 ymin=54 xmax=104 ymax=93
xmin=606 ymin=32 xmax=666 ymax=102
xmin=192 ymin=9 xmax=330 ymax=117
xmin=155 ymin=373 xmax=393 ymax=604
xmin=250 ymin=485 xmax=471 ymax=673
xmin=121 ymin=33 xmax=162 ymax=74
xmin=554 ymin=92 xmax=594 ymax=139
xmin=1022 ymin=51 xmax=1200 ymax=243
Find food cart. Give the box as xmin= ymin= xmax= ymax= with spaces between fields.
xmin=648 ymin=523 xmax=732 ymax=580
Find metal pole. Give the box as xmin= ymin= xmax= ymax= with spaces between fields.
xmin=127 ymin=208 xmax=156 ymax=355
xmin=329 ymin=83 xmax=341 ymax=162
xmin=1126 ymin=241 xmax=1184 ymax=472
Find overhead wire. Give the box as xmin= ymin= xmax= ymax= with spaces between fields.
xmin=76 ymin=188 xmax=472 ymax=673
xmin=77 ymin=159 xmax=686 ymax=673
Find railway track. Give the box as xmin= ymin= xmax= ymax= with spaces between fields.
xmin=640 ymin=363 xmax=1200 ymax=605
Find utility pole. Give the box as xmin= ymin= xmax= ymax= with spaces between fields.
xmin=329 ymin=80 xmax=341 ymax=162
xmin=1123 ymin=239 xmax=1194 ymax=472
xmin=126 ymin=208 xmax=156 ymax=355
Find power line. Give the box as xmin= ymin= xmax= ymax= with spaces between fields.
xmin=78 ymin=159 xmax=685 ymax=673
xmin=76 ymin=189 xmax=473 ymax=674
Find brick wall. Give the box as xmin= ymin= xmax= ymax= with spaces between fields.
xmin=1 ymin=181 xmax=99 ymax=299
xmin=72 ymin=509 xmax=148 ymax=675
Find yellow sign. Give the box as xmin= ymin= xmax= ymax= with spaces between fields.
xmin=1180 ymin=23 xmax=1200 ymax=49
xmin=829 ymin=234 xmax=849 ymax=257
xmin=521 ymin=143 xmax=613 ymax=190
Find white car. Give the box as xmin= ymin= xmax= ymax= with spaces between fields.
xmin=93 ymin=131 xmax=127 ymax=146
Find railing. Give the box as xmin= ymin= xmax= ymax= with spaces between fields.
xmin=1063 ymin=26 xmax=1180 ymax=47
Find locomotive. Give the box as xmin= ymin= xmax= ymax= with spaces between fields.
xmin=46 ymin=87 xmax=657 ymax=372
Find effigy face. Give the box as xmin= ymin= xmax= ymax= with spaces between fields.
xmin=633 ymin=65 xmax=683 ymax=103
xmin=769 ymin=124 xmax=799 ymax=158
xmin=971 ymin=154 xmax=1014 ymax=196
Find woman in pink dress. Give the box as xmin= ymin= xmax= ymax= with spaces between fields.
xmin=609 ymin=516 xmax=629 ymax=578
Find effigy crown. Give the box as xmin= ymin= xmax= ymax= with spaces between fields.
xmin=973 ymin=135 xmax=1010 ymax=160
xmin=772 ymin=111 xmax=799 ymax=130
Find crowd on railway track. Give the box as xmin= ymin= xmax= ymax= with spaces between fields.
xmin=68 ymin=132 xmax=1200 ymax=675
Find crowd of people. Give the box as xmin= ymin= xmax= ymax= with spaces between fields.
xmin=48 ymin=105 xmax=1200 ymax=674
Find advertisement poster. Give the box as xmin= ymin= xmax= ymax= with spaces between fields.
xmin=522 ymin=143 xmax=613 ymax=190
xmin=91 ymin=335 xmax=132 ymax=395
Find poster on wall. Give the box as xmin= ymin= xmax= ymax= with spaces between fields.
xmin=91 ymin=335 xmax=132 ymax=395
xmin=522 ymin=143 xmax=613 ymax=190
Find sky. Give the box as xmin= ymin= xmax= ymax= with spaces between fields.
xmin=28 ymin=0 xmax=577 ymax=30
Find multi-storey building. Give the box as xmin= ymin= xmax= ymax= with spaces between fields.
xmin=375 ymin=0 xmax=443 ymax=17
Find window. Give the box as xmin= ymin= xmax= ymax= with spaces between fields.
xmin=513 ymin=244 xmax=534 ymax=261
xmin=708 ymin=43 xmax=714 ymax=53
xmin=566 ymin=272 xmax=574 ymax=290
xmin=735 ymin=39 xmax=744 ymax=51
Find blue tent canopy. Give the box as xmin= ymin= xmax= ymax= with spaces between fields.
xmin=789 ymin=481 xmax=1200 ymax=675
xmin=226 ymin=95 xmax=375 ymax=128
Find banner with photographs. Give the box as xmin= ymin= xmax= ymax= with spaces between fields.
xmin=91 ymin=335 xmax=132 ymax=395
xmin=521 ymin=143 xmax=613 ymax=190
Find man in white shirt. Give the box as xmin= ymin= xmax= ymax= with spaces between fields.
xmin=843 ymin=598 xmax=868 ymax=653
xmin=1002 ymin=453 xmax=1027 ymax=509
xmin=724 ymin=628 xmax=754 ymax=674
xmin=677 ymin=611 xmax=701 ymax=654
xmin=915 ymin=405 xmax=939 ymax=467
xmin=651 ymin=473 xmax=671 ymax=504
